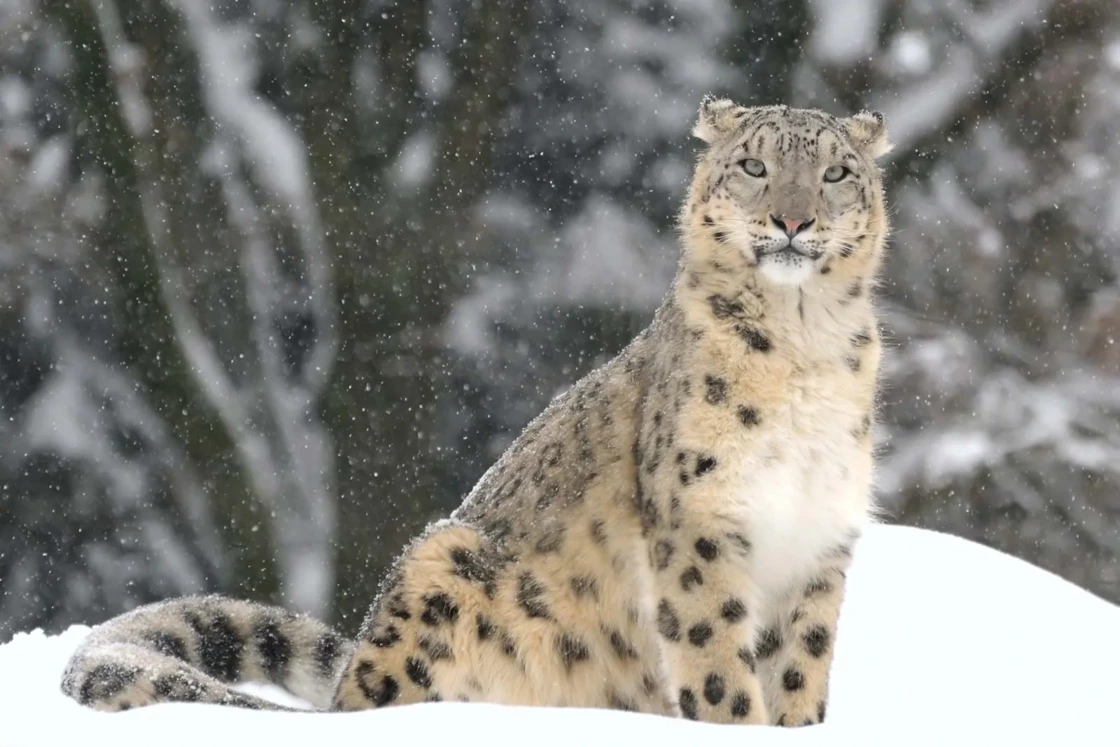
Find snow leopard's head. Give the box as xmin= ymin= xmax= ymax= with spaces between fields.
xmin=683 ymin=99 xmax=892 ymax=287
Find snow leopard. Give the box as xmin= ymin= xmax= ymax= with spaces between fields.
xmin=61 ymin=98 xmax=892 ymax=727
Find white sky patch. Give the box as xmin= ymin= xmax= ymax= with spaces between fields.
xmin=418 ymin=50 xmax=453 ymax=100
xmin=808 ymin=0 xmax=886 ymax=66
xmin=0 ymin=75 xmax=30 ymax=118
xmin=24 ymin=135 xmax=69 ymax=196
xmin=887 ymin=31 xmax=931 ymax=76
xmin=1107 ymin=39 xmax=1120 ymax=70
xmin=392 ymin=128 xmax=437 ymax=190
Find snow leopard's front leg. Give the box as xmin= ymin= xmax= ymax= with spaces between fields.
xmin=646 ymin=510 xmax=768 ymax=725
xmin=756 ymin=551 xmax=852 ymax=727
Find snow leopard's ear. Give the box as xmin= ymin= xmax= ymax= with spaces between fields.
xmin=693 ymin=96 xmax=747 ymax=144
xmin=845 ymin=110 xmax=893 ymax=159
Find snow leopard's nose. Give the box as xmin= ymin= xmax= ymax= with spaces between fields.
xmin=770 ymin=215 xmax=815 ymax=238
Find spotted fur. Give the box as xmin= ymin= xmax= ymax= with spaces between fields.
xmin=62 ymin=99 xmax=889 ymax=726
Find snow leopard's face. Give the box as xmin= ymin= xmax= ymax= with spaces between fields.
xmin=686 ymin=101 xmax=892 ymax=287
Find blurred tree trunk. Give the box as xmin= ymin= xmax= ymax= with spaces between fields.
xmin=41 ymin=0 xmax=227 ymax=466
xmin=284 ymin=0 xmax=531 ymax=625
xmin=40 ymin=0 xmax=253 ymax=572
xmin=43 ymin=0 xmax=343 ymax=617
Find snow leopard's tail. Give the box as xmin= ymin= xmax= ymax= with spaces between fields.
xmin=60 ymin=595 xmax=354 ymax=712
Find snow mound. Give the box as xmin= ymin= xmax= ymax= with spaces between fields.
xmin=2 ymin=526 xmax=1117 ymax=746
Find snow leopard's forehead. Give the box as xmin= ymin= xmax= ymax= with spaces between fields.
xmin=722 ymin=107 xmax=861 ymax=165
xmin=693 ymin=98 xmax=891 ymax=166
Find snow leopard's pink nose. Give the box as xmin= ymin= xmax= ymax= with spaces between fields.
xmin=771 ymin=215 xmax=814 ymax=237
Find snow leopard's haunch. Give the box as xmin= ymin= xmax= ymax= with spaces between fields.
xmin=62 ymin=100 xmax=891 ymax=726
xmin=61 ymin=596 xmax=352 ymax=711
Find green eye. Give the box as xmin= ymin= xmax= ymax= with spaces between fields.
xmin=740 ymin=158 xmax=766 ymax=177
xmin=824 ymin=165 xmax=849 ymax=183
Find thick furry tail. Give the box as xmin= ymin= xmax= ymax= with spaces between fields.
xmin=60 ymin=595 xmax=354 ymax=712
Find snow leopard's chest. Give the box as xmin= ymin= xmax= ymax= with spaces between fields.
xmin=726 ymin=371 xmax=873 ymax=606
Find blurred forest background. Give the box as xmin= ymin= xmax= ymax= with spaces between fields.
xmin=2 ymin=0 xmax=1120 ymax=640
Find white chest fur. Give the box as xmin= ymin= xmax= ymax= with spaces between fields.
xmin=726 ymin=368 xmax=873 ymax=608
xmin=673 ymin=278 xmax=878 ymax=613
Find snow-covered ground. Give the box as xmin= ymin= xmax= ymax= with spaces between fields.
xmin=2 ymin=525 xmax=1117 ymax=746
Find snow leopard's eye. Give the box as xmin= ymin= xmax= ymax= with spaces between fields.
xmin=739 ymin=158 xmax=766 ymax=178
xmin=824 ymin=165 xmax=849 ymax=183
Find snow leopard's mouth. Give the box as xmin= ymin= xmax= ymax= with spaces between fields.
xmin=757 ymin=244 xmax=822 ymax=261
